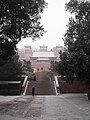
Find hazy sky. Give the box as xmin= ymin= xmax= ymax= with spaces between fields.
xmin=17 ymin=0 xmax=70 ymax=50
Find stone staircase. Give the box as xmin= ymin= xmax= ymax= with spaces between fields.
xmin=26 ymin=72 xmax=56 ymax=95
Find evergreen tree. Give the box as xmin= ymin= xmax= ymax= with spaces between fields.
xmin=0 ymin=0 xmax=47 ymax=65
xmin=57 ymin=0 xmax=90 ymax=84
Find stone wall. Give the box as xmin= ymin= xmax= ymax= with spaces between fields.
xmin=58 ymin=79 xmax=87 ymax=93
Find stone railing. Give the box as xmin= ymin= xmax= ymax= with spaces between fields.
xmin=22 ymin=75 xmax=28 ymax=95
xmin=54 ymin=76 xmax=60 ymax=95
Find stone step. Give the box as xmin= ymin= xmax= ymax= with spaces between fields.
xmin=26 ymin=80 xmax=55 ymax=95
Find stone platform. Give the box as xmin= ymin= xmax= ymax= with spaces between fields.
xmin=0 ymin=94 xmax=90 ymax=120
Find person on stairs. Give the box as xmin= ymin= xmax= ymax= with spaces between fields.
xmin=32 ymin=86 xmax=35 ymax=96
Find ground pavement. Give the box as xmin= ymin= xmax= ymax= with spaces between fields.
xmin=0 ymin=94 xmax=90 ymax=120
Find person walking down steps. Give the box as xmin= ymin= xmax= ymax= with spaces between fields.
xmin=32 ymin=86 xmax=35 ymax=96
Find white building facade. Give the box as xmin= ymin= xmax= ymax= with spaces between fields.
xmin=18 ymin=45 xmax=64 ymax=72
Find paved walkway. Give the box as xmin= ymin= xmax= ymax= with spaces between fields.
xmin=0 ymin=94 xmax=90 ymax=120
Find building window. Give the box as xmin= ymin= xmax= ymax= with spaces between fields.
xmin=41 ymin=67 xmax=43 ymax=70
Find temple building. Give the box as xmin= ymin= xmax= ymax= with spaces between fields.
xmin=18 ymin=45 xmax=64 ymax=72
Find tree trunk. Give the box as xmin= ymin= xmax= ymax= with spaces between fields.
xmin=87 ymin=86 xmax=90 ymax=100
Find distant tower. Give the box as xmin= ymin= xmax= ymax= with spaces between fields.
xmin=18 ymin=48 xmax=25 ymax=60
xmin=53 ymin=46 xmax=64 ymax=61
xmin=24 ymin=46 xmax=32 ymax=60
xmin=39 ymin=45 xmax=48 ymax=51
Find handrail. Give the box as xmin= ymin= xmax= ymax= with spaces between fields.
xmin=22 ymin=76 xmax=28 ymax=95
xmin=54 ymin=76 xmax=60 ymax=95
xmin=55 ymin=76 xmax=59 ymax=88
xmin=22 ymin=76 xmax=28 ymax=87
